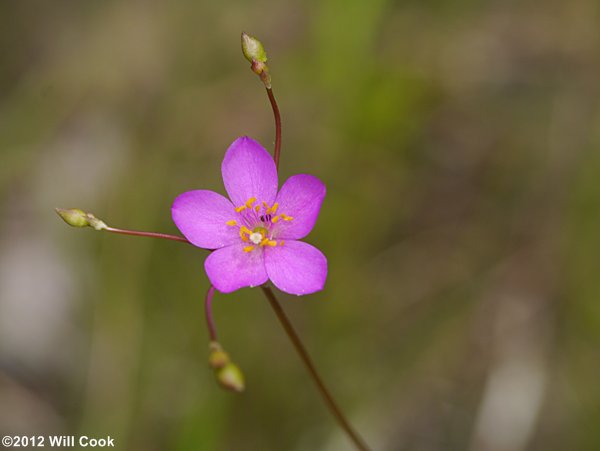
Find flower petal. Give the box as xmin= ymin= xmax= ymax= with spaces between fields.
xmin=274 ymin=174 xmax=326 ymax=240
xmin=205 ymin=244 xmax=268 ymax=293
xmin=265 ymin=240 xmax=327 ymax=295
xmin=222 ymin=136 xmax=278 ymax=208
xmin=172 ymin=190 xmax=238 ymax=249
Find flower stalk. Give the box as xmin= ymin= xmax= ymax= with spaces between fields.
xmin=266 ymin=87 xmax=282 ymax=170
xmin=205 ymin=285 xmax=219 ymax=341
xmin=251 ymin=38 xmax=372 ymax=451
xmin=104 ymin=226 xmax=190 ymax=243
xmin=55 ymin=208 xmax=190 ymax=244
xmin=261 ymin=286 xmax=371 ymax=451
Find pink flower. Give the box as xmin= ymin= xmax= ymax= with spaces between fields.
xmin=172 ymin=137 xmax=327 ymax=295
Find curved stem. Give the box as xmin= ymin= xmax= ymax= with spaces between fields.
xmin=104 ymin=226 xmax=191 ymax=244
xmin=261 ymin=286 xmax=372 ymax=451
xmin=262 ymin=70 xmax=370 ymax=450
xmin=205 ymin=285 xmax=218 ymax=341
xmin=266 ymin=87 xmax=282 ymax=169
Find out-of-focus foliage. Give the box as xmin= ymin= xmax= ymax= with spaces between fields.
xmin=0 ymin=1 xmax=599 ymax=450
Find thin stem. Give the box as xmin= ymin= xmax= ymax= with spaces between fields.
xmin=266 ymin=87 xmax=282 ymax=169
xmin=104 ymin=226 xmax=191 ymax=244
xmin=261 ymin=286 xmax=372 ymax=451
xmin=205 ymin=286 xmax=218 ymax=341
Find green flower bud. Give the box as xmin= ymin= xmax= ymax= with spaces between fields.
xmin=55 ymin=208 xmax=107 ymax=231
xmin=241 ymin=32 xmax=267 ymax=64
xmin=216 ymin=362 xmax=245 ymax=393
xmin=55 ymin=208 xmax=90 ymax=228
xmin=241 ymin=32 xmax=272 ymax=88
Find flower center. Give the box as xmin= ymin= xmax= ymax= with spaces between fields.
xmin=225 ymin=197 xmax=293 ymax=252
xmin=249 ymin=232 xmax=263 ymax=244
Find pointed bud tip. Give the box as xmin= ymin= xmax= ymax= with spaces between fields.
xmin=216 ymin=362 xmax=245 ymax=393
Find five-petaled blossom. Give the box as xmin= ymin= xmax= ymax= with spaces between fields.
xmin=172 ymin=137 xmax=327 ymax=295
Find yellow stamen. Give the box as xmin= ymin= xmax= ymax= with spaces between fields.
xmin=271 ymin=203 xmax=279 ymax=214
xmin=245 ymin=197 xmax=257 ymax=207
xmin=279 ymin=240 xmax=285 ymax=246
xmin=255 ymin=205 xmax=260 ymax=212
xmin=235 ymin=205 xmax=247 ymax=213
xmin=260 ymin=238 xmax=269 ymax=246
xmin=226 ymin=220 xmax=237 ymax=226
xmin=271 ymin=215 xmax=280 ymax=223
xmin=243 ymin=245 xmax=255 ymax=253
xmin=280 ymin=214 xmax=293 ymax=221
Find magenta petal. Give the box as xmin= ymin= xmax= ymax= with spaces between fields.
xmin=205 ymin=244 xmax=268 ymax=293
xmin=172 ymin=190 xmax=238 ymax=249
xmin=274 ymin=174 xmax=326 ymax=240
xmin=265 ymin=240 xmax=327 ymax=295
xmin=222 ymin=136 xmax=278 ymax=207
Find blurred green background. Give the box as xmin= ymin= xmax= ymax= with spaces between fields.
xmin=1 ymin=1 xmax=599 ymax=450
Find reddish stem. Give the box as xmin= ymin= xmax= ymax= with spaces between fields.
xmin=104 ymin=226 xmax=191 ymax=244
xmin=266 ymin=87 xmax=282 ymax=169
xmin=261 ymin=286 xmax=371 ymax=451
xmin=205 ymin=286 xmax=218 ymax=341
xmin=261 ymin=75 xmax=371 ymax=451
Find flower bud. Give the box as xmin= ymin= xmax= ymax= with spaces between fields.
xmin=208 ymin=341 xmax=230 ymax=369
xmin=241 ymin=32 xmax=272 ymax=88
xmin=56 ymin=208 xmax=90 ymax=228
xmin=55 ymin=208 xmax=107 ymax=231
xmin=208 ymin=341 xmax=245 ymax=392
xmin=216 ymin=362 xmax=245 ymax=393
xmin=241 ymin=32 xmax=267 ymax=64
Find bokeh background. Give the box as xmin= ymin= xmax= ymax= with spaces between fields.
xmin=1 ymin=1 xmax=599 ymax=450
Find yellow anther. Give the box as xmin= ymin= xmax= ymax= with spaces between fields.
xmin=271 ymin=203 xmax=279 ymax=214
xmin=255 ymin=205 xmax=260 ymax=212
xmin=239 ymin=226 xmax=252 ymax=242
xmin=259 ymin=238 xmax=277 ymax=247
xmin=226 ymin=220 xmax=237 ymax=226
xmin=271 ymin=215 xmax=280 ymax=223
xmin=235 ymin=205 xmax=247 ymax=213
xmin=245 ymin=197 xmax=257 ymax=207
xmin=243 ymin=245 xmax=255 ymax=253
xmin=279 ymin=240 xmax=285 ymax=246
xmin=280 ymin=214 xmax=293 ymax=221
